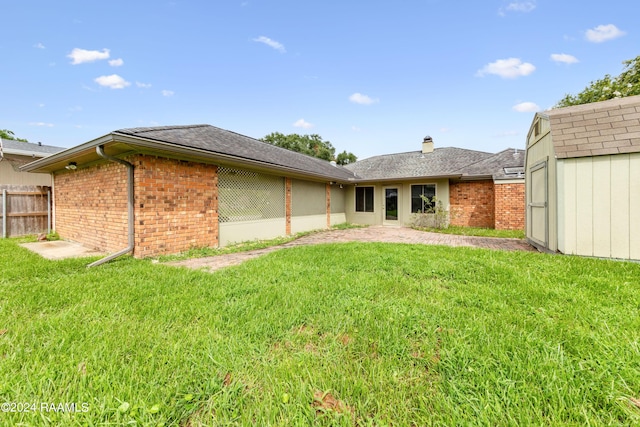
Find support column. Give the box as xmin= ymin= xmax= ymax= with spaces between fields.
xmin=285 ymin=177 xmax=292 ymax=235
xmin=326 ymin=183 xmax=331 ymax=228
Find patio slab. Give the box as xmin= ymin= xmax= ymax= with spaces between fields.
xmin=20 ymin=240 xmax=106 ymax=260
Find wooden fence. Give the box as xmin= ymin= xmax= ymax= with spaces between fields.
xmin=0 ymin=186 xmax=51 ymax=238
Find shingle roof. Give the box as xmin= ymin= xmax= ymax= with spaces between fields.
xmin=114 ymin=124 xmax=357 ymax=181
xmin=344 ymin=147 xmax=496 ymax=180
xmin=1 ymin=138 xmax=65 ymax=157
xmin=546 ymin=95 xmax=640 ymax=159
xmin=455 ymin=148 xmax=525 ymax=180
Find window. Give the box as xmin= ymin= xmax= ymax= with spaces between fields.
xmin=355 ymin=186 xmax=374 ymax=212
xmin=411 ymin=184 xmax=436 ymax=213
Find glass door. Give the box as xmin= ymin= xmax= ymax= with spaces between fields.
xmin=384 ymin=187 xmax=398 ymax=222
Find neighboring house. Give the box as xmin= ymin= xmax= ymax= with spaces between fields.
xmin=344 ymin=137 xmax=525 ymax=230
xmin=22 ymin=125 xmax=524 ymax=258
xmin=0 ymin=138 xmax=65 ymax=237
xmin=525 ymin=95 xmax=640 ymax=261
xmin=0 ymin=138 xmax=63 ymax=188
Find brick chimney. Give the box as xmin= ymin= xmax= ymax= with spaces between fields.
xmin=422 ymin=136 xmax=434 ymax=154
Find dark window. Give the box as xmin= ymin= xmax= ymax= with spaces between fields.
xmin=411 ymin=184 xmax=436 ymax=213
xmin=355 ymin=187 xmax=374 ymax=212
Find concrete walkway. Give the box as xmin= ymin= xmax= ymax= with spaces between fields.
xmin=168 ymin=226 xmax=536 ymax=272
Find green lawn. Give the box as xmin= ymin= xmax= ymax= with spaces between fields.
xmin=1 ymin=239 xmax=639 ymax=426
xmin=413 ymin=225 xmax=526 ymax=239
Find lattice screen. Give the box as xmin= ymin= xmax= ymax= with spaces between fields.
xmin=218 ymin=167 xmax=285 ymax=222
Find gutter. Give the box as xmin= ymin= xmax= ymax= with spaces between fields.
xmin=87 ymin=145 xmax=134 ymax=268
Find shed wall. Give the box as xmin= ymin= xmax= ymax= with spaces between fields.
xmin=525 ymin=115 xmax=558 ymax=251
xmin=557 ymin=152 xmax=640 ymax=260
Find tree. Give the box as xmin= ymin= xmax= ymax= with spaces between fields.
xmin=0 ymin=129 xmax=28 ymax=142
xmin=262 ymin=132 xmax=357 ymax=165
xmin=555 ymin=55 xmax=640 ymax=108
xmin=336 ymin=150 xmax=357 ymax=165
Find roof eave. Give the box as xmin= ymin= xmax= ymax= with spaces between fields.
xmin=351 ymin=174 xmax=463 ymax=183
xmin=21 ymin=132 xmax=355 ymax=183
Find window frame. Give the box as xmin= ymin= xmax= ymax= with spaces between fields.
xmin=411 ymin=184 xmax=436 ymax=213
xmin=355 ymin=186 xmax=375 ymax=213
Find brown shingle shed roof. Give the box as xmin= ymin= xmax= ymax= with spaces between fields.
xmin=545 ymin=95 xmax=640 ymax=159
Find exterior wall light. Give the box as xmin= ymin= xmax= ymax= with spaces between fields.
xmin=65 ymin=162 xmax=78 ymax=170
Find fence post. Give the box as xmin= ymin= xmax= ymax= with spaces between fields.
xmin=2 ymin=189 xmax=6 ymax=238
xmin=47 ymin=190 xmax=51 ymax=235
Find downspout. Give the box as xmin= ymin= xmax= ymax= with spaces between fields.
xmin=87 ymin=145 xmax=134 ymax=268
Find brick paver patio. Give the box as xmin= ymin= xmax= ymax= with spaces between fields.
xmin=168 ymin=226 xmax=536 ymax=272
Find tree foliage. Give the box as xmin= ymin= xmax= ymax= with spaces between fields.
xmin=555 ymin=55 xmax=640 ymax=108
xmin=0 ymin=129 xmax=28 ymax=142
xmin=261 ymin=132 xmax=357 ymax=165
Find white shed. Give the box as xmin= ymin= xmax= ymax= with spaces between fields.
xmin=525 ymin=95 xmax=640 ymax=261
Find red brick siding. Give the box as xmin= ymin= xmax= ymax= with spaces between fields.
xmin=449 ymin=180 xmax=495 ymax=228
xmin=132 ymin=155 xmax=218 ymax=257
xmin=494 ymin=182 xmax=525 ymax=230
xmin=53 ymin=155 xmax=218 ymax=258
xmin=54 ymin=162 xmax=128 ymax=252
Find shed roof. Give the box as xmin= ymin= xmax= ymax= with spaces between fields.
xmin=545 ymin=95 xmax=640 ymax=159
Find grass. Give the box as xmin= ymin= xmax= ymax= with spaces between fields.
xmin=1 ymin=239 xmax=639 ymax=426
xmin=414 ymin=225 xmax=526 ymax=239
xmin=159 ymin=222 xmax=367 ymax=262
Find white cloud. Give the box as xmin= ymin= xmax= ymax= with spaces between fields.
xmin=585 ymin=24 xmax=625 ymax=43
xmin=94 ymin=74 xmax=130 ymax=89
xmin=476 ymin=58 xmax=535 ymax=79
xmin=499 ymin=1 xmax=536 ymax=16
xmin=253 ymin=36 xmax=286 ymax=53
xmin=68 ymin=48 xmax=110 ymax=64
xmin=34 ymin=42 xmax=45 ymax=49
xmin=512 ymin=102 xmax=540 ymax=112
xmin=507 ymin=2 xmax=536 ymax=12
xmin=29 ymin=122 xmax=54 ymax=127
xmin=439 ymin=127 xmax=451 ymax=133
xmin=109 ymin=58 xmax=124 ymax=67
xmin=293 ymin=119 xmax=313 ymax=129
xmin=136 ymin=82 xmax=152 ymax=88
xmin=351 ymin=126 xmax=361 ymax=132
xmin=349 ymin=92 xmax=379 ymax=105
xmin=550 ymin=53 xmax=579 ymax=64
xmin=162 ymin=90 xmax=174 ymax=97
xmin=37 ymin=103 xmax=45 ymax=108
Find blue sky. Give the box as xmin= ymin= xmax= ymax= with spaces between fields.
xmin=2 ymin=1 xmax=638 ymax=159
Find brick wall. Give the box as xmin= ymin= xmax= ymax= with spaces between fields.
xmin=132 ymin=155 xmax=218 ymax=257
xmin=449 ymin=180 xmax=495 ymax=228
xmin=54 ymin=155 xmax=219 ymax=258
xmin=54 ymin=162 xmax=129 ymax=252
xmin=494 ymin=182 xmax=525 ymax=230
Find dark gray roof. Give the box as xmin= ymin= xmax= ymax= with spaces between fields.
xmin=344 ymin=147 xmax=495 ymax=180
xmin=114 ymin=124 xmax=357 ymax=181
xmin=1 ymin=138 xmax=65 ymax=157
xmin=454 ymin=148 xmax=525 ymax=180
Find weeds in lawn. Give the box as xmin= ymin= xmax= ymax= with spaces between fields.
xmin=413 ymin=224 xmax=526 ymax=239
xmin=0 ymin=238 xmax=638 ymax=425
xmin=158 ymin=222 xmax=367 ymax=262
